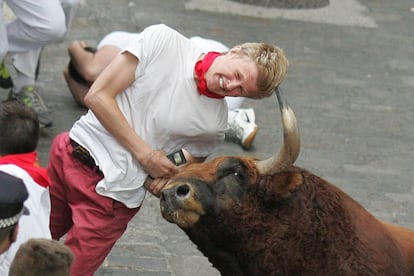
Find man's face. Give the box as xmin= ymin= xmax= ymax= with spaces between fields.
xmin=204 ymin=47 xmax=260 ymax=98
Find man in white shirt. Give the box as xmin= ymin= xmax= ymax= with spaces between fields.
xmin=65 ymin=31 xmax=259 ymax=149
xmin=49 ymin=24 xmax=289 ymax=275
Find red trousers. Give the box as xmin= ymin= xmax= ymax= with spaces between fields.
xmin=48 ymin=132 xmax=140 ymax=276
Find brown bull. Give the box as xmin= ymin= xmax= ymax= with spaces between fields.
xmin=158 ymin=88 xmax=414 ymax=275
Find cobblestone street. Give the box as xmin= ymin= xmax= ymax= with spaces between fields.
xmin=2 ymin=0 xmax=414 ymax=274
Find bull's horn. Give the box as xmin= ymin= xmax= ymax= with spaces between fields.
xmin=255 ymin=86 xmax=300 ymax=175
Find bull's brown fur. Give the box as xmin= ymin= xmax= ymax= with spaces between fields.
xmin=161 ymin=158 xmax=414 ymax=276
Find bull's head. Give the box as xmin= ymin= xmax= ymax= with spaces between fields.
xmin=157 ymin=89 xmax=414 ymax=276
xmin=160 ymin=87 xmax=300 ymax=228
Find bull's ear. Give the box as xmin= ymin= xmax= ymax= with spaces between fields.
xmin=257 ymin=172 xmax=304 ymax=202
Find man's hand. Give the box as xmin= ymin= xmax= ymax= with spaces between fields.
xmin=142 ymin=150 xmax=178 ymax=179
xmin=143 ymin=148 xmax=206 ymax=197
xmin=144 ymin=177 xmax=169 ymax=198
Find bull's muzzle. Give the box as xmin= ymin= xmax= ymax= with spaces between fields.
xmin=160 ymin=181 xmax=206 ymax=228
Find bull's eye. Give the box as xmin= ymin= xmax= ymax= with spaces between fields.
xmin=233 ymin=172 xmax=239 ymax=176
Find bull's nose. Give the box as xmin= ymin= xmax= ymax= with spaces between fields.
xmin=160 ymin=191 xmax=166 ymax=201
xmin=160 ymin=183 xmax=191 ymax=202
xmin=175 ymin=183 xmax=191 ymax=199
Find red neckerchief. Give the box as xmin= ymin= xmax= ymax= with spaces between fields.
xmin=194 ymin=52 xmax=224 ymax=99
xmin=0 ymin=152 xmax=50 ymax=188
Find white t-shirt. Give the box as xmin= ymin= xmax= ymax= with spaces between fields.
xmin=97 ymin=31 xmax=138 ymax=50
xmin=0 ymin=164 xmax=51 ymax=274
xmin=97 ymin=31 xmax=244 ymax=111
xmin=97 ymin=32 xmax=229 ymax=53
xmin=70 ymin=24 xmax=228 ymax=208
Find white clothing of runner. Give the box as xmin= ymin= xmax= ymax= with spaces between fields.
xmin=97 ymin=31 xmax=245 ymax=119
xmin=70 ymin=24 xmax=228 ymax=208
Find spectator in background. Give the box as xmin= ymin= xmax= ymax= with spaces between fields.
xmin=9 ymin=238 xmax=74 ymax=276
xmin=0 ymin=0 xmax=78 ymax=128
xmin=0 ymin=171 xmax=29 ymax=255
xmin=0 ymin=99 xmax=51 ymax=274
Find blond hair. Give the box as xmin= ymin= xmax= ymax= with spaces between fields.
xmin=238 ymin=42 xmax=289 ymax=98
